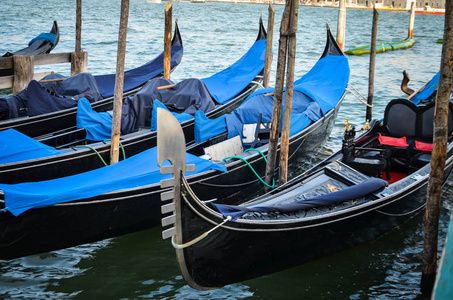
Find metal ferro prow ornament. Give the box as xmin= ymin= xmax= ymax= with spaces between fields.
xmin=156 ymin=108 xmax=196 ymax=285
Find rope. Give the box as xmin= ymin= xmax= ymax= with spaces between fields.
xmin=103 ymin=139 xmax=126 ymax=161
xmin=171 ymin=215 xmax=232 ymax=249
xmin=222 ymin=148 xmax=275 ymax=188
xmin=346 ymin=84 xmax=373 ymax=108
xmin=75 ymin=145 xmax=108 ymax=166
xmin=375 ymin=203 xmax=425 ymax=217
xmin=251 ymin=80 xmax=265 ymax=89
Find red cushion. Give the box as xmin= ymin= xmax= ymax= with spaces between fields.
xmin=415 ymin=140 xmax=433 ymax=151
xmin=378 ymin=134 xmax=409 ymax=147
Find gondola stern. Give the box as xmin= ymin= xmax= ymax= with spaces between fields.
xmin=172 ymin=19 xmax=183 ymax=48
xmin=50 ymin=20 xmax=60 ymax=52
xmin=256 ymin=14 xmax=267 ymax=41
xmin=321 ymin=22 xmax=345 ymax=58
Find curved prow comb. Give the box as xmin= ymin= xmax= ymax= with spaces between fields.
xmin=157 ymin=108 xmax=195 ymax=240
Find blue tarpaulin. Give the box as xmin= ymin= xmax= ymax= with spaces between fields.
xmin=194 ymin=54 xmax=349 ymax=143
xmin=77 ymin=37 xmax=266 ymax=141
xmin=0 ymin=147 xmax=227 ymax=216
xmin=0 ymin=129 xmax=65 ymax=164
xmin=28 ymin=32 xmax=57 ymax=46
xmin=208 ymin=177 xmax=387 ymax=221
xmin=201 ymin=39 xmax=266 ymax=104
xmin=411 ymin=71 xmax=440 ymax=105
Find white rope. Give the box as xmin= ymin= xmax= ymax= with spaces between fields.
xmin=346 ymin=84 xmax=373 ymax=108
xmin=171 ymin=215 xmax=232 ymax=249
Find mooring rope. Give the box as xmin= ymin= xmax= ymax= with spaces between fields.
xmin=222 ymin=148 xmax=275 ymax=188
xmin=346 ymin=84 xmax=373 ymax=108
xmin=171 ymin=214 xmax=232 ymax=249
xmin=375 ymin=203 xmax=426 ymax=217
xmin=75 ymin=145 xmax=108 ymax=166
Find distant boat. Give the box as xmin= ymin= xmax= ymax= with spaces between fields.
xmin=413 ymin=5 xmax=445 ymax=15
xmin=191 ymin=0 xmax=206 ymax=3
xmin=147 ymin=0 xmax=162 ymax=3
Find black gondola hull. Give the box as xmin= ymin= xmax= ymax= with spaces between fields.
xmin=174 ymin=150 xmax=453 ymax=289
xmin=0 ymin=92 xmax=338 ymax=260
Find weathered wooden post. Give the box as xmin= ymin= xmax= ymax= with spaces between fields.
xmin=279 ymin=0 xmax=299 ymax=185
xmin=366 ymin=7 xmax=378 ymax=123
xmin=12 ymin=55 xmax=33 ymax=95
xmin=408 ymin=1 xmax=415 ymax=39
xmin=164 ymin=2 xmax=172 ymax=80
xmin=337 ymin=0 xmax=346 ymax=51
xmin=264 ymin=2 xmax=291 ymax=189
xmin=110 ymin=0 xmax=130 ymax=165
xmin=421 ymin=0 xmax=453 ymax=294
xmin=263 ymin=3 xmax=275 ymax=88
xmin=71 ymin=0 xmax=88 ymax=75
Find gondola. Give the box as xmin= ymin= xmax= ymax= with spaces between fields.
xmin=0 ymin=21 xmax=60 ymax=77
xmin=158 ymin=87 xmax=453 ymax=290
xmin=0 ymin=25 xmax=349 ymax=260
xmin=0 ymin=21 xmax=184 ymax=137
xmin=0 ymin=18 xmax=267 ymax=184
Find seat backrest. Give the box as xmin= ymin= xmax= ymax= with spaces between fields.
xmin=383 ymin=99 xmax=418 ymax=138
xmin=419 ymin=101 xmax=453 ymax=140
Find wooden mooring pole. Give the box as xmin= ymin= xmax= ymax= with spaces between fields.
xmin=337 ymin=0 xmax=346 ymax=51
xmin=164 ymin=2 xmax=172 ymax=80
xmin=279 ymin=0 xmax=299 ymax=185
xmin=366 ymin=7 xmax=378 ymax=123
xmin=421 ymin=0 xmax=453 ymax=294
xmin=263 ymin=3 xmax=275 ymax=89
xmin=110 ymin=0 xmax=130 ymax=165
xmin=264 ymin=2 xmax=291 ymax=189
xmin=408 ymin=1 xmax=415 ymax=39
xmin=71 ymin=0 xmax=87 ymax=75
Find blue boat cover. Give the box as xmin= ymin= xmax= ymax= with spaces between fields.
xmin=77 ymin=76 xmax=214 ymax=141
xmin=0 ymin=147 xmax=227 ymax=216
xmin=28 ymin=32 xmax=57 ymax=47
xmin=208 ymin=177 xmax=388 ymax=221
xmin=76 ymin=98 xmax=113 ymax=141
xmin=0 ymin=129 xmax=65 ymax=164
xmin=201 ymin=39 xmax=266 ymax=104
xmin=77 ymin=38 xmax=266 ymax=141
xmin=94 ymin=43 xmax=184 ymax=98
xmin=150 ymin=100 xmax=194 ymax=131
xmin=412 ymin=71 xmax=440 ymax=105
xmin=194 ymin=54 xmax=349 ymax=143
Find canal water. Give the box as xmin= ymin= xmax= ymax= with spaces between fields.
xmin=0 ymin=0 xmax=450 ymax=298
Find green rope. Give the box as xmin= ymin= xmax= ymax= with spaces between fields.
xmin=103 ymin=139 xmax=126 ymax=161
xmin=75 ymin=145 xmax=108 ymax=166
xmin=222 ymin=148 xmax=275 ymax=188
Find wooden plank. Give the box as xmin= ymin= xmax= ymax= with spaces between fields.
xmin=0 ymin=76 xmax=13 ymax=89
xmin=34 ymin=53 xmax=72 ymax=66
xmin=0 ymin=57 xmax=13 ymax=69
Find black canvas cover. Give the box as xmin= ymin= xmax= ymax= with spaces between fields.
xmin=0 ymin=73 xmax=101 ymax=119
xmin=119 ymin=77 xmax=216 ymax=134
